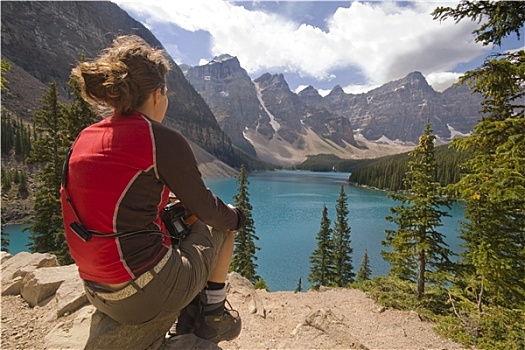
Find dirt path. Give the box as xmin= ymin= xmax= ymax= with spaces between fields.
xmin=221 ymin=274 xmax=465 ymax=349
xmin=1 ymin=274 xmax=467 ymax=350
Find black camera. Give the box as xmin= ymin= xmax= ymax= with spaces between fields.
xmin=161 ymin=200 xmax=191 ymax=246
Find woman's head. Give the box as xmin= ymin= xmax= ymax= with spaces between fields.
xmin=73 ymin=35 xmax=171 ymax=115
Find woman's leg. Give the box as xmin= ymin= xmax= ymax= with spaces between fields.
xmin=172 ymin=228 xmax=241 ymax=343
xmin=207 ymin=230 xmax=235 ymax=283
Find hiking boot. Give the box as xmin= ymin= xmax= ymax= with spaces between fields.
xmin=167 ymin=295 xmax=200 ymax=337
xmin=194 ymin=299 xmax=241 ymax=343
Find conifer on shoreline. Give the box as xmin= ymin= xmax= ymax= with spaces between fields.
xmin=382 ymin=120 xmax=453 ymax=298
xmin=230 ymin=164 xmax=261 ymax=284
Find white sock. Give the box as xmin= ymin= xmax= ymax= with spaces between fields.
xmin=202 ymin=285 xmax=226 ymax=305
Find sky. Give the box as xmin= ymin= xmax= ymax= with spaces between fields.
xmin=114 ymin=0 xmax=524 ymax=95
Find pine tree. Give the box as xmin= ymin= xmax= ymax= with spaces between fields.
xmin=1 ymin=114 xmax=14 ymax=153
xmin=332 ymin=185 xmax=354 ymax=286
xmin=356 ymin=249 xmax=372 ymax=283
xmin=13 ymin=169 xmax=20 ymax=184
xmin=1 ymin=59 xmax=10 ymax=91
xmin=382 ymin=120 xmax=453 ymax=298
xmin=294 ymin=277 xmax=303 ymax=293
xmin=254 ymin=277 xmax=269 ymax=291
xmin=1 ymin=168 xmax=12 ymax=191
xmin=308 ymin=204 xmax=334 ymax=289
xmin=18 ymin=169 xmax=29 ymax=198
xmin=452 ymin=56 xmax=525 ymax=311
xmin=63 ymin=71 xmax=100 ymax=142
xmin=17 ymin=118 xmax=32 ymax=158
xmin=1 ymin=231 xmax=10 ymax=253
xmin=28 ymin=82 xmax=70 ymax=263
xmin=230 ymin=164 xmax=260 ymax=284
xmin=433 ymin=1 xmax=525 ymax=313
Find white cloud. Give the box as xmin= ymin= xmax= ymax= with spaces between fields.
xmin=115 ymin=0 xmax=490 ymax=88
xmin=342 ymin=84 xmax=381 ymax=95
xmin=425 ymin=72 xmax=463 ymax=92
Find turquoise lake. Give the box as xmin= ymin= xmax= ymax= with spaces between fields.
xmin=2 ymin=170 xmax=464 ymax=291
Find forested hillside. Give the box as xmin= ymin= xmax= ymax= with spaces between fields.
xmin=296 ymin=144 xmax=470 ymax=191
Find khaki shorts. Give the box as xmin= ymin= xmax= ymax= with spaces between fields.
xmin=84 ymin=221 xmax=229 ymax=326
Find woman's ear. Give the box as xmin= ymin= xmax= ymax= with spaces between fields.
xmin=152 ymin=88 xmax=162 ymax=105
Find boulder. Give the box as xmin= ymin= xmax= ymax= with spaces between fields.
xmin=1 ymin=251 xmax=58 ymax=283
xmin=84 ymin=309 xmax=175 ymax=350
xmin=228 ymin=272 xmax=266 ymax=318
xmin=55 ymin=273 xmax=89 ymax=318
xmin=1 ymin=251 xmax=12 ymax=263
xmin=44 ymin=305 xmax=96 ymax=349
xmin=20 ymin=264 xmax=79 ymax=307
xmin=1 ymin=276 xmax=23 ymax=295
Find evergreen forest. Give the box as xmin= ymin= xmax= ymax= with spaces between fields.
xmin=297 ymin=145 xmax=470 ymax=192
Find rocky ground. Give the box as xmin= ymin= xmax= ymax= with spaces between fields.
xmin=1 ymin=272 xmax=467 ymax=350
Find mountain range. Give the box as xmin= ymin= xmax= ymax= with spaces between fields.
xmin=183 ymin=54 xmax=483 ymax=165
xmin=1 ymin=1 xmax=484 ymax=167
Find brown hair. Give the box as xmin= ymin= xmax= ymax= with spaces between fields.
xmin=72 ymin=35 xmax=171 ymax=115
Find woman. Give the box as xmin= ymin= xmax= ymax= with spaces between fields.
xmin=60 ymin=35 xmax=245 ymax=344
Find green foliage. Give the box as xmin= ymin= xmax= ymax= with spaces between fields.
xmin=297 ymin=147 xmax=468 ymax=192
xmin=435 ymin=287 xmax=525 ymax=349
xmin=308 ymin=204 xmax=335 ymax=289
xmin=18 ymin=170 xmax=28 ymax=198
xmin=309 ymin=187 xmax=355 ymax=288
xmin=294 ymin=277 xmax=302 ymax=293
xmin=357 ymin=275 xmax=525 ymax=350
xmin=1 ymin=167 xmax=12 ymax=191
xmin=295 ymin=154 xmax=359 ymax=172
xmin=63 ymin=74 xmax=100 ymax=142
xmin=28 ymin=82 xmax=71 ymax=263
xmin=355 ymin=249 xmax=372 ymax=283
xmin=1 ymin=217 xmax=10 ymax=253
xmin=347 ymin=145 xmax=470 ymax=191
xmin=432 ymin=1 xmax=525 ymax=47
xmin=475 ymin=307 xmax=525 ymax=349
xmin=230 ymin=165 xmax=261 ymax=284
xmin=1 ymin=168 xmax=29 ymax=198
xmin=439 ymin=10 xmax=525 ymax=313
xmin=357 ymin=276 xmax=420 ymax=310
xmin=1 ymin=113 xmax=32 ymax=158
xmin=356 ymin=275 xmax=449 ymax=316
xmin=254 ymin=276 xmax=269 ymax=291
xmin=332 ymin=185 xmax=354 ymax=286
xmin=1 ymin=59 xmax=10 ymax=91
xmin=383 ymin=121 xmax=453 ymax=298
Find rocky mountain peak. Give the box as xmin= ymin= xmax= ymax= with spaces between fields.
xmin=328 ymin=84 xmax=346 ymax=97
xmin=205 ymin=54 xmax=242 ymax=72
xmin=298 ymin=85 xmax=323 ymax=105
xmin=394 ymin=71 xmax=434 ymax=93
xmin=210 ymin=53 xmax=237 ymax=63
xmin=298 ymin=85 xmax=318 ymax=95
xmin=255 ymin=73 xmax=290 ymax=92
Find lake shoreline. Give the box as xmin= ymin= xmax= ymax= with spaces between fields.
xmin=2 ymin=171 xmax=465 ymax=291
